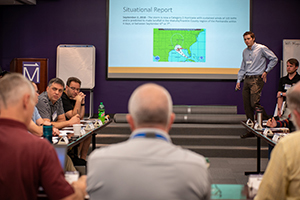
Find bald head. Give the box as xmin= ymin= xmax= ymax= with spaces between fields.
xmin=128 ymin=83 xmax=173 ymax=129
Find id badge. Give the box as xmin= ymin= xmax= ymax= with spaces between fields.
xmin=246 ymin=60 xmax=252 ymax=65
xmin=52 ymin=111 xmax=57 ymax=121
xmin=284 ymin=84 xmax=291 ymax=90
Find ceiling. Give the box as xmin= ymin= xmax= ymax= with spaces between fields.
xmin=0 ymin=0 xmax=36 ymax=5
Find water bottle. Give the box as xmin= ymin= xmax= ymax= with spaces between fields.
xmin=255 ymin=107 xmax=263 ymax=129
xmin=43 ymin=125 xmax=53 ymax=143
xmin=98 ymin=102 xmax=105 ymax=124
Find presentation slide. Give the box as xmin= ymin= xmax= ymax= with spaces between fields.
xmin=107 ymin=0 xmax=251 ymax=80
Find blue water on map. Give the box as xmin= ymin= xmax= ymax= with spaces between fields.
xmin=167 ymin=30 xmax=206 ymax=62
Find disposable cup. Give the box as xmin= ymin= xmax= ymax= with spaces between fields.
xmin=65 ymin=171 xmax=79 ymax=184
xmin=73 ymin=124 xmax=81 ymax=136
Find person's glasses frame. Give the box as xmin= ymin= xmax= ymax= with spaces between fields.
xmin=69 ymin=87 xmax=80 ymax=92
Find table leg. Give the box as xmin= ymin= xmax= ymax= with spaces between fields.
xmin=257 ymin=137 xmax=261 ymax=173
xmin=92 ymin=133 xmax=96 ymax=150
xmin=245 ymin=137 xmax=263 ymax=175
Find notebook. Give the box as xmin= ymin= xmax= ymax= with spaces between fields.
xmin=53 ymin=144 xmax=67 ymax=171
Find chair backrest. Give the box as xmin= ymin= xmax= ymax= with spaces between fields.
xmin=273 ymin=101 xmax=287 ymax=117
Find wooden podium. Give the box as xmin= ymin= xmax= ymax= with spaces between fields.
xmin=10 ymin=58 xmax=48 ymax=92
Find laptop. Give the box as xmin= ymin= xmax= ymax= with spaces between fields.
xmin=38 ymin=144 xmax=68 ymax=194
xmin=53 ymin=144 xmax=67 ymax=171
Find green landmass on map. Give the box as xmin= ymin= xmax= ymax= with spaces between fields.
xmin=153 ymin=28 xmax=204 ymax=62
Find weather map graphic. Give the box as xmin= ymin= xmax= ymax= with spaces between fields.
xmin=153 ymin=28 xmax=206 ymax=62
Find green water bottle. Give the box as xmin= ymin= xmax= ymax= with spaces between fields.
xmin=98 ymin=102 xmax=105 ymax=124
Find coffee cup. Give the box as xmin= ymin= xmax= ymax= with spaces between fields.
xmin=73 ymin=124 xmax=81 ymax=136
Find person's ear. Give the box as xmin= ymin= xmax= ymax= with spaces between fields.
xmin=166 ymin=113 xmax=175 ymax=131
xmin=22 ymin=94 xmax=31 ymax=110
xmin=126 ymin=114 xmax=135 ymax=131
xmin=292 ymin=109 xmax=300 ymax=127
xmin=294 ymin=109 xmax=300 ymax=118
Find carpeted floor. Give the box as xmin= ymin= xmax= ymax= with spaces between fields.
xmin=208 ymin=157 xmax=269 ymax=184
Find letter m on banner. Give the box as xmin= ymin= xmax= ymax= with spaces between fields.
xmin=23 ymin=61 xmax=40 ymax=83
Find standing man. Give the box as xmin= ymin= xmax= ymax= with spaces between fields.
xmin=276 ymin=58 xmax=300 ymax=119
xmin=236 ymin=31 xmax=278 ymax=138
xmin=0 ymin=73 xmax=86 ymax=199
xmin=62 ymin=77 xmax=91 ymax=161
xmin=36 ymin=77 xmax=80 ymax=129
xmin=87 ymin=83 xmax=211 ymax=200
xmin=255 ymin=81 xmax=300 ymax=199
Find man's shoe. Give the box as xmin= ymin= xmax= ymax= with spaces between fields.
xmin=240 ymin=132 xmax=255 ymax=139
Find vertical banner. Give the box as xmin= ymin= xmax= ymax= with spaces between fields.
xmin=22 ymin=61 xmax=41 ymax=83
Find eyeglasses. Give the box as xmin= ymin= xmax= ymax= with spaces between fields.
xmin=70 ymin=87 xmax=80 ymax=92
xmin=36 ymin=90 xmax=40 ymax=94
xmin=51 ymin=87 xmax=63 ymax=93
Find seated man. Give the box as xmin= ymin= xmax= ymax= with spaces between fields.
xmin=28 ymin=81 xmax=76 ymax=171
xmin=62 ymin=77 xmax=91 ymax=161
xmin=0 ymin=73 xmax=86 ymax=199
xmin=266 ymin=115 xmax=295 ymax=159
xmin=62 ymin=77 xmax=86 ymax=121
xmin=255 ymin=81 xmax=300 ymax=199
xmin=36 ymin=77 xmax=80 ymax=129
xmin=28 ymin=81 xmax=60 ymax=137
xmin=266 ymin=115 xmax=295 ymax=132
xmin=276 ymin=58 xmax=300 ymax=119
xmin=87 ymin=83 xmax=211 ymax=200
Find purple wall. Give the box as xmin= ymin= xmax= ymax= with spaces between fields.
xmin=1 ymin=0 xmax=300 ymax=115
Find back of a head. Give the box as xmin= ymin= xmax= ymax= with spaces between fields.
xmin=287 ymin=81 xmax=300 ymax=113
xmin=0 ymin=73 xmax=35 ymax=109
xmin=128 ymin=83 xmax=173 ymax=128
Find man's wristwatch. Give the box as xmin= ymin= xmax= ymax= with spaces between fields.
xmin=280 ymin=92 xmax=283 ymax=97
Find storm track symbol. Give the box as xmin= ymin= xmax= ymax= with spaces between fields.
xmin=175 ymin=45 xmax=188 ymax=58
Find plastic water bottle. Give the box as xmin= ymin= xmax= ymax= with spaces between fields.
xmin=98 ymin=102 xmax=105 ymax=124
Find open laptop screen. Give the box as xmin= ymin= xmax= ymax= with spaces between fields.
xmin=53 ymin=144 xmax=67 ymax=171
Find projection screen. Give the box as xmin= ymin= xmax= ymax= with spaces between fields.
xmin=107 ymin=0 xmax=251 ymax=80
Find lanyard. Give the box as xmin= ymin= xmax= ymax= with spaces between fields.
xmin=132 ymin=132 xmax=169 ymax=142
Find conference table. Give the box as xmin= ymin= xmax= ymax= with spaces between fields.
xmin=58 ymin=118 xmax=112 ymax=149
xmin=240 ymin=121 xmax=288 ymax=175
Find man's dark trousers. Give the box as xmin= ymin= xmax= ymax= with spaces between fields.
xmin=242 ymin=75 xmax=269 ymax=121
